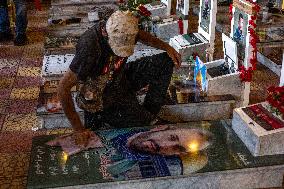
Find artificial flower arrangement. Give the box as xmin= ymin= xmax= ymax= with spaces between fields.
xmin=266 ymin=86 xmax=284 ymax=120
xmin=229 ymin=0 xmax=260 ymax=83
xmin=118 ymin=0 xmax=153 ymax=26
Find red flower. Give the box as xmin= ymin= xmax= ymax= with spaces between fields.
xmin=280 ymin=95 xmax=284 ymax=103
xmin=138 ymin=5 xmax=151 ymax=17
xmin=279 ymin=106 xmax=284 ymax=114
xmin=239 ymin=66 xmax=253 ymax=82
xmin=267 ymin=86 xmax=276 ymax=93
xmin=250 ymin=58 xmax=257 ymax=70
xmin=249 ymin=20 xmax=257 ymax=28
xmin=229 ymin=4 xmax=233 ymax=21
xmin=266 ymin=96 xmax=274 ymax=104
xmin=250 ymin=15 xmax=257 ymax=20
xmin=253 ymin=4 xmax=261 ymax=13
xmin=267 ymin=86 xmax=284 ymax=113
xmin=275 ymin=86 xmax=284 ymax=93
xmin=271 ymin=99 xmax=282 ymax=108
xmin=250 ymin=38 xmax=257 ymax=47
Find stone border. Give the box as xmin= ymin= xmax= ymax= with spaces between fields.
xmin=49 ymin=165 xmax=284 ymax=189
xmin=257 ymin=52 xmax=282 ymax=76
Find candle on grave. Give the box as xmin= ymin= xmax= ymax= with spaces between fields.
xmin=187 ymin=140 xmax=199 ymax=152
xmin=59 ymin=151 xmax=68 ymax=169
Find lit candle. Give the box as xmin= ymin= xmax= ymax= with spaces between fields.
xmin=187 ymin=141 xmax=199 ymax=152
xmin=60 ymin=151 xmax=68 ymax=168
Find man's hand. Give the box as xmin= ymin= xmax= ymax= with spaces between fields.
xmin=73 ymin=129 xmax=103 ymax=147
xmin=73 ymin=130 xmax=90 ymax=147
xmin=166 ymin=46 xmax=181 ymax=68
xmin=58 ymin=69 xmax=85 ymax=131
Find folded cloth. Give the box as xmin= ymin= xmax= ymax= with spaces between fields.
xmin=46 ymin=131 xmax=104 ymax=156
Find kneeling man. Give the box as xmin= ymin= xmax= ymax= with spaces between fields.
xmin=58 ymin=10 xmax=181 ymax=145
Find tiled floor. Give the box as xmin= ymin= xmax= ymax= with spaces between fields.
xmin=0 ymin=2 xmax=73 ymax=189
xmin=0 ymin=2 xmax=281 ymax=189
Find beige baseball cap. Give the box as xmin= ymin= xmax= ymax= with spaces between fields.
xmin=106 ymin=10 xmax=139 ymax=57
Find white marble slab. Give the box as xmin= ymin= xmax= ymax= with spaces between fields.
xmin=51 ymin=0 xmax=117 ymax=6
xmin=153 ymin=21 xmax=180 ymax=41
xmin=169 ymin=34 xmax=209 ymax=62
xmin=232 ymin=103 xmax=284 ymax=156
xmin=37 ymin=93 xmax=83 ymax=129
xmin=144 ymin=2 xmax=168 ymax=18
xmin=159 ymin=99 xmax=235 ymax=122
xmin=127 ymin=49 xmax=165 ymax=63
xmin=257 ymin=52 xmax=282 ymax=76
xmin=42 ymin=54 xmax=75 ymax=81
xmin=38 ymin=111 xmax=84 ymax=129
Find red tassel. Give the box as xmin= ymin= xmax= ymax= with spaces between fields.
xmin=250 ymin=58 xmax=257 ymax=70
xmin=192 ymin=52 xmax=199 ymax=60
xmin=229 ymin=4 xmax=233 ymax=21
xmin=34 ymin=0 xmax=42 ymax=11
xmin=178 ymin=18 xmax=184 ymax=35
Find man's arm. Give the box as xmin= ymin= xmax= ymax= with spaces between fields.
xmin=58 ymin=69 xmax=84 ymax=131
xmin=137 ymin=30 xmax=181 ymax=67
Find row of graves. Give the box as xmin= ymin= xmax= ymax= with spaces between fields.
xmin=256 ymin=0 xmax=284 ymax=78
xmin=28 ymin=0 xmax=284 ymax=188
xmin=38 ymin=0 xmax=119 ymax=128
xmin=45 ymin=0 xmax=118 ymax=54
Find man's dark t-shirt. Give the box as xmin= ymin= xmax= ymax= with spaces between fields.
xmin=69 ymin=24 xmax=173 ymax=128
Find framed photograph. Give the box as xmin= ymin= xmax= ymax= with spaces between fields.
xmin=176 ymin=0 xmax=184 ymax=12
xmin=200 ymin=0 xmax=211 ymax=34
xmin=222 ymin=34 xmax=238 ymax=73
xmin=176 ymin=0 xmax=189 ymax=16
xmin=232 ymin=7 xmax=248 ymax=60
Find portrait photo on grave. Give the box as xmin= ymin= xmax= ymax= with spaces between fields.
xmin=126 ymin=125 xmax=212 ymax=155
xmin=176 ymin=0 xmax=185 ymax=14
xmin=233 ymin=8 xmax=248 ymax=59
xmin=31 ymin=125 xmax=212 ymax=186
xmin=200 ymin=0 xmax=211 ymax=33
xmin=223 ymin=34 xmax=238 ymax=74
xmin=97 ymin=125 xmax=212 ymax=180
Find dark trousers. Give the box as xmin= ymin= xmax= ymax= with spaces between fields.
xmin=84 ymin=52 xmax=174 ymax=130
xmin=0 ymin=0 xmax=27 ymax=35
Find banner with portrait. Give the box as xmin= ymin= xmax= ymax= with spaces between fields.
xmin=200 ymin=0 xmax=212 ymax=34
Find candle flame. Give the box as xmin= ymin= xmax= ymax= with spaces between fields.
xmin=187 ymin=141 xmax=199 ymax=152
xmin=61 ymin=151 xmax=68 ymax=165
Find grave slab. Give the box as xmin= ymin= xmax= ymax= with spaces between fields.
xmin=159 ymin=95 xmax=236 ymax=122
xmin=27 ymin=121 xmax=284 ymax=189
xmin=232 ymin=102 xmax=284 ymax=156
